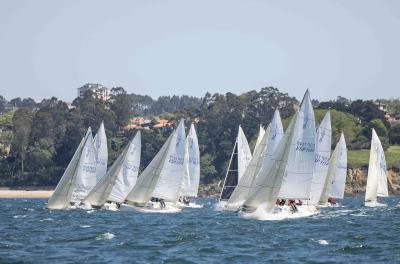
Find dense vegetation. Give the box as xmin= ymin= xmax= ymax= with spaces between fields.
xmin=0 ymin=85 xmax=399 ymax=187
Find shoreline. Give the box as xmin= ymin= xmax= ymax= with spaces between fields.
xmin=0 ymin=189 xmax=53 ymax=199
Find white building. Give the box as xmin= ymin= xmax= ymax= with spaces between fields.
xmin=77 ymin=83 xmax=110 ymax=101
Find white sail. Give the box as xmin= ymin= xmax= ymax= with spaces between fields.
xmin=47 ymin=132 xmax=89 ymax=209
xmin=94 ymin=121 xmax=108 ymax=181
xmin=152 ymin=119 xmax=187 ymax=202
xmin=83 ymin=144 xmax=128 ymax=207
xmin=330 ymin=133 xmax=347 ymax=199
xmin=318 ymin=140 xmax=338 ymax=205
xmin=227 ymin=110 xmax=284 ymax=208
xmin=220 ymin=126 xmax=252 ymax=201
xmin=278 ymin=90 xmax=316 ymax=200
xmin=365 ymin=129 xmax=389 ymax=202
xmin=108 ymin=131 xmax=142 ymax=203
xmin=180 ymin=124 xmax=200 ymax=197
xmin=242 ymin=113 xmax=297 ymax=212
xmin=83 ymin=131 xmax=142 ymax=206
xmin=309 ymin=111 xmax=332 ymax=205
xmin=237 ymin=126 xmax=252 ymax=181
xmin=254 ymin=125 xmax=265 ymax=154
xmin=125 ymin=131 xmax=174 ymax=205
xmin=70 ymin=129 xmax=97 ymax=203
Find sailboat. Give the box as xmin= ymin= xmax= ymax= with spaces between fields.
xmin=219 ymin=126 xmax=252 ymax=205
xmin=47 ymin=128 xmax=97 ymax=209
xmin=318 ymin=132 xmax=347 ymax=206
xmin=121 ymin=119 xmax=186 ymax=213
xmin=82 ymin=131 xmax=141 ymax=209
xmin=308 ymin=111 xmax=332 ymax=206
xmin=225 ymin=110 xmax=283 ymax=210
xmin=364 ymin=129 xmax=389 ymax=207
xmin=179 ymin=123 xmax=202 ymax=208
xmin=240 ymin=90 xmax=317 ymax=220
xmin=93 ymin=121 xmax=108 ymax=181
xmin=277 ymin=90 xmax=316 ymax=202
xmin=240 ymin=112 xmax=297 ymax=219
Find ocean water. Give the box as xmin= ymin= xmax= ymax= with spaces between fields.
xmin=0 ymin=197 xmax=399 ymax=263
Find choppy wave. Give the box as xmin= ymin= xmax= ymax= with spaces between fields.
xmin=0 ymin=197 xmax=399 ymax=263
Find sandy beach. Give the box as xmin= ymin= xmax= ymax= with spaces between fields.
xmin=0 ymin=190 xmax=54 ymax=199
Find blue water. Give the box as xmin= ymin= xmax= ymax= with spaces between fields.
xmin=0 ymin=197 xmax=399 ymax=263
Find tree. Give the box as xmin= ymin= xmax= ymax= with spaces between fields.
xmin=0 ymin=95 xmax=7 ymax=113
xmin=109 ymin=87 xmax=133 ymax=128
xmin=10 ymin=108 xmax=33 ymax=174
xmin=389 ymin=122 xmax=400 ymax=144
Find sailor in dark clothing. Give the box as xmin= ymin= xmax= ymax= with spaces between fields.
xmin=288 ymin=200 xmax=298 ymax=213
xmin=279 ymin=199 xmax=286 ymax=206
xmin=160 ymin=199 xmax=166 ymax=209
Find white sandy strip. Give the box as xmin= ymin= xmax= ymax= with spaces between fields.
xmin=0 ymin=190 xmax=54 ymax=199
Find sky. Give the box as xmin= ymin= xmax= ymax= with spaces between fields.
xmin=0 ymin=0 xmax=399 ymax=102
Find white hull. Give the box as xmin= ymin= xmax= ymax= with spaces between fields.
xmin=103 ymin=202 xmax=120 ymax=211
xmin=240 ymin=204 xmax=318 ymax=221
xmin=120 ymin=202 xmax=181 ymax=213
xmin=364 ymin=200 xmax=387 ymax=207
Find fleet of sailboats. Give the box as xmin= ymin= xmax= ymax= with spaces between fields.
xmin=47 ymin=90 xmax=391 ymax=219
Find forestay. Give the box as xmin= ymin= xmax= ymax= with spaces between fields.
xmin=242 ymin=113 xmax=297 ymax=212
xmin=93 ymin=121 xmax=108 ymax=181
xmin=70 ymin=128 xmax=98 ymax=203
xmin=47 ymin=131 xmax=90 ymax=209
xmin=152 ymin=119 xmax=186 ymax=202
xmin=365 ymin=129 xmax=389 ymax=202
xmin=278 ymin=90 xmax=316 ymax=200
xmin=330 ymin=133 xmax=347 ymax=199
xmin=227 ymin=110 xmax=283 ymax=208
xmin=180 ymin=124 xmax=200 ymax=197
xmin=309 ymin=111 xmax=331 ymax=205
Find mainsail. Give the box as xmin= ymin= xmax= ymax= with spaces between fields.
xmin=220 ymin=126 xmax=252 ymax=201
xmin=365 ymin=129 xmax=389 ymax=202
xmin=330 ymin=133 xmax=347 ymax=199
xmin=309 ymin=111 xmax=332 ymax=205
xmin=108 ymin=131 xmax=142 ymax=203
xmin=47 ymin=130 xmax=90 ymax=209
xmin=83 ymin=131 xmax=141 ymax=206
xmin=152 ymin=119 xmax=187 ymax=202
xmin=254 ymin=125 xmax=266 ymax=154
xmin=180 ymin=124 xmax=200 ymax=197
xmin=227 ymin=110 xmax=283 ymax=208
xmin=242 ymin=113 xmax=297 ymax=212
xmin=278 ymin=90 xmax=316 ymax=200
xmin=93 ymin=121 xmax=108 ymax=181
xmin=70 ymin=128 xmax=97 ymax=203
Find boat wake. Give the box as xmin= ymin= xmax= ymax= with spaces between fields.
xmin=120 ymin=202 xmax=181 ymax=213
xmin=239 ymin=205 xmax=318 ymax=221
xmin=364 ymin=201 xmax=387 ymax=208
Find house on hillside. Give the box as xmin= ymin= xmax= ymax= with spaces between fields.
xmin=77 ymin=83 xmax=110 ymax=101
